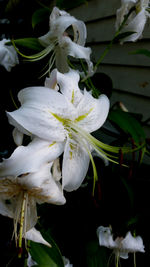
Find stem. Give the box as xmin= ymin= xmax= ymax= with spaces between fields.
xmin=134 ymin=252 xmax=136 ymax=267
xmin=18 ymin=191 xmax=27 ymax=258
xmin=116 ymin=255 xmax=119 ymax=267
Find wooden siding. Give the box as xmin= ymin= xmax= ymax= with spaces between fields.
xmin=69 ymin=0 xmax=150 ymax=134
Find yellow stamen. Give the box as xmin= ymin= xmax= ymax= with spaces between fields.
xmin=50 ymin=112 xmax=65 ymax=124
xmin=75 ymin=108 xmax=93 ymax=122
xmin=71 ymin=90 xmax=75 ymax=104
xmin=49 ymin=142 xmax=56 ymax=147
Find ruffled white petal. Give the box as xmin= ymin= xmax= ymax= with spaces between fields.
xmin=26 ymin=227 xmax=51 ymax=247
xmin=76 ymin=91 xmax=110 ymax=133
xmin=120 ymin=9 xmax=147 ymax=42
xmin=62 ymin=138 xmax=90 ymax=191
xmin=19 ymin=163 xmax=66 ymax=205
xmin=97 ymin=226 xmax=116 ymax=248
xmin=72 ymin=20 xmax=87 ymax=46
xmin=63 ymin=37 xmax=92 ymax=62
xmin=56 ymin=68 xmax=83 ymax=106
xmin=44 ymin=69 xmax=59 ymax=90
xmin=0 ymin=137 xmax=64 ymax=177
xmin=7 ymin=86 xmax=76 ymax=142
xmin=121 ymin=231 xmax=145 ymax=253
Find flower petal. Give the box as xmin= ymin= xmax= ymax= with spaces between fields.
xmin=26 ymin=227 xmax=51 ymax=247
xmin=12 ymin=128 xmax=24 ymax=146
xmin=62 ymin=138 xmax=90 ymax=191
xmin=0 ymin=197 xmax=14 ymax=218
xmin=19 ymin=163 xmax=66 ymax=205
xmin=55 ymin=46 xmax=69 ymax=73
xmin=76 ymin=91 xmax=110 ymax=133
xmin=44 ymin=69 xmax=59 ymax=90
xmin=0 ymin=137 xmax=64 ymax=177
xmin=121 ymin=231 xmax=145 ymax=253
xmin=120 ymin=9 xmax=147 ymax=42
xmin=64 ymin=37 xmax=92 ymax=61
xmin=96 ymin=226 xmax=116 ymax=248
xmin=0 ymin=39 xmax=19 ymax=71
xmin=63 ymin=256 xmax=73 ymax=267
xmin=27 ymin=253 xmax=37 ymax=267
xmin=7 ymin=86 xmax=76 ymax=142
xmin=56 ymin=68 xmax=83 ymax=106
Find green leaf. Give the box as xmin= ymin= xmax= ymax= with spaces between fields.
xmin=86 ymin=240 xmax=108 ymax=267
xmin=108 ymin=110 xmax=145 ymax=144
xmin=32 ymin=8 xmax=50 ymax=29
xmin=13 ymin=38 xmax=43 ymax=51
xmin=130 ymin=48 xmax=150 ymax=57
xmin=5 ymin=0 xmax=21 ymax=12
xmin=29 ymin=230 xmax=64 ymax=267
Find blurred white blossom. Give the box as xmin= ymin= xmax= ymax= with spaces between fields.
xmin=0 ymin=38 xmax=19 ymax=71
xmin=116 ymin=0 xmax=150 ymax=42
xmin=97 ymin=226 xmax=145 ymax=259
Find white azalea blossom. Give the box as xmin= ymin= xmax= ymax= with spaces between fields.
xmin=0 ymin=151 xmax=66 ymax=242
xmin=28 ymin=6 xmax=94 ymax=78
xmin=97 ymin=226 xmax=145 ymax=259
xmin=7 ymin=69 xmax=110 ymax=192
xmin=0 ymin=38 xmax=19 ymax=71
xmin=116 ymin=0 xmax=150 ymax=42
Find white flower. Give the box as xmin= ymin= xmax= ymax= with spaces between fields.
xmin=0 ymin=38 xmax=19 ymax=71
xmin=115 ymin=0 xmax=150 ymax=42
xmin=0 ymin=147 xmax=66 ymax=243
xmin=7 ymin=69 xmax=110 ymax=192
xmin=28 ymin=7 xmax=93 ymax=77
xmin=63 ymin=256 xmax=73 ymax=267
xmin=97 ymin=226 xmax=145 ymax=259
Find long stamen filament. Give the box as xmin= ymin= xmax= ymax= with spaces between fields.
xmin=18 ymin=191 xmax=27 ymax=258
xmin=69 ymin=121 xmax=144 ymax=154
xmin=68 ymin=123 xmax=121 ymax=164
xmin=76 ymin=135 xmax=98 ymax=195
xmin=12 ymin=39 xmax=57 ymax=61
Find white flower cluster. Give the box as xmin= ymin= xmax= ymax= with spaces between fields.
xmin=0 ymin=4 xmax=147 ymax=265
xmin=97 ymin=226 xmax=145 ymax=259
xmin=0 ymin=7 xmax=109 ymax=261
